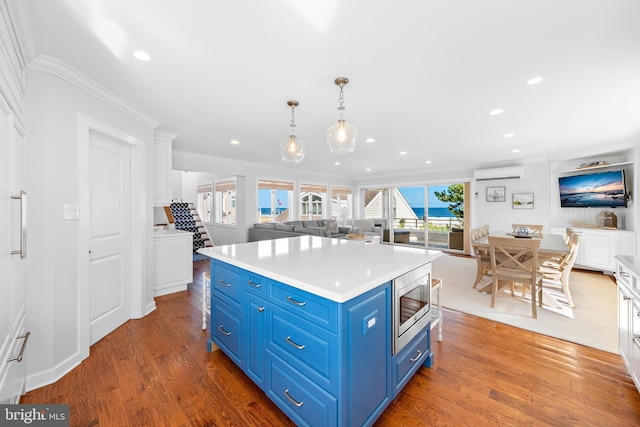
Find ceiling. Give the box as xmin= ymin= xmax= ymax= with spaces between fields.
xmin=24 ymin=0 xmax=640 ymax=179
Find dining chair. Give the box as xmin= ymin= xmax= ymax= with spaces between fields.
xmin=470 ymin=227 xmax=480 ymax=242
xmin=488 ymin=236 xmax=543 ymax=318
xmin=512 ymin=224 xmax=543 ymax=236
xmin=479 ymin=224 xmax=490 ymax=238
xmin=472 ymin=241 xmax=493 ymax=289
xmin=539 ymin=231 xmax=580 ymax=308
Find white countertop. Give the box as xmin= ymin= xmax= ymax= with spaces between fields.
xmin=198 ymin=236 xmax=442 ymax=302
xmin=153 ymin=229 xmax=193 ymax=238
xmin=616 ymin=255 xmax=640 ymax=277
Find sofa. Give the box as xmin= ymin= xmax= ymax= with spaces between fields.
xmin=247 ymin=219 xmax=351 ymax=242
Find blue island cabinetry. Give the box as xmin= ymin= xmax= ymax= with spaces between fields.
xmin=208 ymin=259 xmax=432 ymax=427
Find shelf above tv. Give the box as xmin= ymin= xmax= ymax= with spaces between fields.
xmin=558 ymin=161 xmax=634 ymax=175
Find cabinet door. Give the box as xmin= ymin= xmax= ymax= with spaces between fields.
xmin=618 ymin=284 xmax=632 ymax=367
xmin=579 ymin=232 xmax=614 ymax=271
xmin=631 ymin=302 xmax=640 ymax=390
xmin=0 ymin=115 xmax=28 ymax=404
xmin=246 ymin=293 xmax=266 ymax=389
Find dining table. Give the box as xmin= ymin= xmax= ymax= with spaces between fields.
xmin=473 ymin=231 xmax=570 ymax=307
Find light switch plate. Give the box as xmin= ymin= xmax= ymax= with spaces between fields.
xmin=63 ymin=203 xmax=80 ymax=220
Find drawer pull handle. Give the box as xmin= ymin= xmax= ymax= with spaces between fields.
xmin=287 ymin=296 xmax=306 ymax=306
xmin=286 ymin=336 xmax=305 ymax=350
xmin=258 ymin=306 xmax=265 ymax=312
xmin=218 ymin=325 xmax=232 ymax=336
xmin=248 ymin=280 xmax=262 ymax=288
xmin=218 ymin=279 xmax=231 ymax=287
xmin=284 ymin=389 xmax=304 ymax=407
xmin=620 ymin=272 xmax=630 ymax=278
xmin=7 ymin=331 xmax=30 ymax=363
xmin=623 ymin=296 xmax=631 ymax=301
xmin=409 ymin=349 xmax=422 ymax=363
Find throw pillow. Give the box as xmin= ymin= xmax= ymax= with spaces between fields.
xmin=324 ymin=219 xmax=339 ymax=237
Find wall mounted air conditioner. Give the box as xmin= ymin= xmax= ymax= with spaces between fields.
xmin=473 ymin=165 xmax=525 ymax=181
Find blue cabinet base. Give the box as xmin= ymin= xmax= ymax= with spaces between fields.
xmin=208 ymin=259 xmax=432 ymax=426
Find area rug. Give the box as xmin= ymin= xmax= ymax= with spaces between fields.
xmin=432 ymin=254 xmax=618 ymax=353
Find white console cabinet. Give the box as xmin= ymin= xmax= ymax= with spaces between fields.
xmin=615 ymin=256 xmax=640 ymax=393
xmin=552 ymin=227 xmax=636 ymax=273
xmin=154 ymin=229 xmax=193 ymax=297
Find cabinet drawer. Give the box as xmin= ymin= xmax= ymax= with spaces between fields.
xmin=212 ymin=299 xmax=243 ymax=366
xmin=266 ymin=353 xmax=337 ymax=427
xmin=245 ymin=272 xmax=266 ymax=297
xmin=267 ymin=305 xmax=336 ymax=393
xmin=212 ymin=262 xmax=242 ymax=309
xmin=268 ymin=280 xmax=338 ymax=333
xmin=393 ymin=328 xmax=429 ymax=397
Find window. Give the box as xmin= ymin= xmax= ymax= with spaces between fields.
xmin=300 ymin=183 xmax=327 ymax=220
xmin=196 ymin=184 xmax=213 ymax=223
xmin=331 ymin=186 xmax=352 ymax=222
xmin=215 ymin=179 xmax=236 ymax=224
xmin=258 ymin=179 xmax=294 ymax=223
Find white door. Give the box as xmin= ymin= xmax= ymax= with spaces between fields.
xmin=89 ymin=132 xmax=131 ymax=345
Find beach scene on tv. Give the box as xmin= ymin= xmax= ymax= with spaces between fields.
xmin=559 ymin=170 xmax=627 ymax=208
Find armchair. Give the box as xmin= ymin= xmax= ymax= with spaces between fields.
xmin=352 ymin=219 xmax=383 ymax=238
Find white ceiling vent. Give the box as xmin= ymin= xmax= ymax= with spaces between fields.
xmin=474 ymin=165 xmax=525 ymax=181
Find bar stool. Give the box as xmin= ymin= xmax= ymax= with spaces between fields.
xmin=202 ymin=271 xmax=211 ymax=330
xmin=431 ymin=277 xmax=443 ymax=341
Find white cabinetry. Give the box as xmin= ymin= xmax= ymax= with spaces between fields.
xmin=552 ymin=227 xmax=636 ymax=272
xmin=0 ymin=4 xmax=29 ymax=404
xmin=616 ymin=256 xmax=640 ymax=393
xmin=153 ymin=230 xmax=193 ymax=297
xmin=154 ymin=131 xmax=178 ymax=206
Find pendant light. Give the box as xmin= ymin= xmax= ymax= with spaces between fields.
xmin=279 ymin=100 xmax=305 ymax=163
xmin=326 ymin=77 xmax=357 ymax=153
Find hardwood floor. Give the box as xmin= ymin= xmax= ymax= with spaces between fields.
xmin=21 ymin=260 xmax=640 ymax=426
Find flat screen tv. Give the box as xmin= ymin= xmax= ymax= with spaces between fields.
xmin=559 ymin=170 xmax=627 ymax=208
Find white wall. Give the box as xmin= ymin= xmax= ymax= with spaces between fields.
xmin=474 ymin=162 xmax=552 ymax=233
xmin=24 ymin=64 xmax=157 ymax=390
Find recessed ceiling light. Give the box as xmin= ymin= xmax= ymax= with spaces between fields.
xmin=425 ymin=160 xmax=432 ymax=164
xmin=365 ymin=168 xmax=372 ymax=172
xmin=334 ymin=162 xmax=340 ymax=166
xmin=512 ymin=148 xmax=520 ymax=153
xmin=399 ymin=151 xmax=407 ymax=155
xmin=132 ymin=50 xmax=151 ymax=62
xmin=229 ymin=139 xmax=240 ymax=145
xmin=503 ymin=133 xmax=515 ymax=138
xmin=489 ymin=109 xmax=504 ymax=116
xmin=365 ymin=138 xmax=375 ymax=143
xmin=526 ymin=77 xmax=543 ymax=85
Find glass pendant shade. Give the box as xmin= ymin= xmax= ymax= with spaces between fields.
xmin=280 ymin=100 xmax=305 ymax=163
xmin=327 ymin=78 xmax=357 ymax=153
xmin=279 ymin=133 xmax=305 ymax=163
xmin=327 ymin=109 xmax=358 ymax=153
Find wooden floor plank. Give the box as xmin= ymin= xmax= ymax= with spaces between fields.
xmin=21 ymin=259 xmax=640 ymax=426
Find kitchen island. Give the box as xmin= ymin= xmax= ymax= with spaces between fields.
xmin=199 ymin=236 xmax=441 ymax=427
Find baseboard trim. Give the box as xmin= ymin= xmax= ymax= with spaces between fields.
xmin=25 ymin=352 xmax=84 ymax=393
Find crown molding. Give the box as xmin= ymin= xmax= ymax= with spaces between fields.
xmin=154 ymin=130 xmax=179 ymax=144
xmin=29 ymin=54 xmax=160 ymax=129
